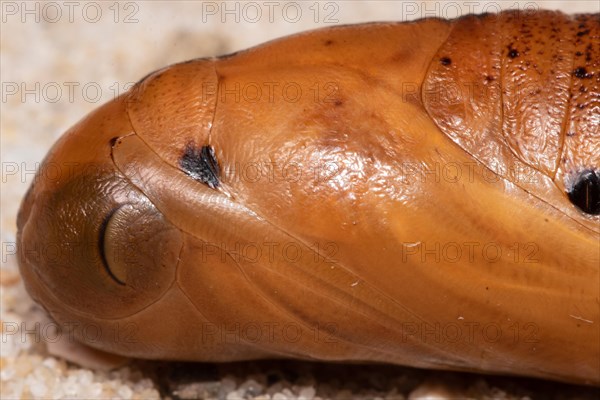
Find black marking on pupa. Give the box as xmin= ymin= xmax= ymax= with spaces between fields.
xmin=567 ymin=169 xmax=600 ymax=215
xmin=179 ymin=143 xmax=220 ymax=189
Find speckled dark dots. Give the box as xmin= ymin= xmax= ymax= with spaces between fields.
xmin=585 ymin=44 xmax=592 ymax=61
xmin=567 ymin=170 xmax=600 ymax=215
xmin=573 ymin=66 xmax=592 ymax=79
xmin=179 ymin=143 xmax=220 ymax=189
xmin=440 ymin=57 xmax=451 ymax=66
xmin=508 ymin=47 xmax=520 ymax=58
xmin=576 ymin=29 xmax=591 ymax=37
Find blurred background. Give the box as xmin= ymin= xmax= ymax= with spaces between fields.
xmin=2 ymin=1 xmax=599 ymax=399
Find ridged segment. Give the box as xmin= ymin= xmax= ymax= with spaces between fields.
xmin=557 ymin=14 xmax=600 ymax=192
xmin=498 ymin=10 xmax=574 ymax=176
xmin=424 ymin=10 xmax=599 ymax=224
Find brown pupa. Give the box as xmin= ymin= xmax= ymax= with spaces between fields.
xmin=16 ymin=10 xmax=600 ymax=385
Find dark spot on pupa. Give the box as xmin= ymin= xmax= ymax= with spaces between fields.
xmin=109 ymin=137 xmax=120 ymax=147
xmin=573 ymin=67 xmax=592 ymax=79
xmin=179 ymin=143 xmax=220 ymax=189
xmin=508 ymin=48 xmax=519 ymax=58
xmin=334 ymin=100 xmax=343 ymax=106
xmin=324 ymin=39 xmax=334 ymax=46
xmin=576 ymin=29 xmax=590 ymax=37
xmin=440 ymin=57 xmax=452 ymax=66
xmin=567 ymin=170 xmax=600 ymax=215
xmin=485 ymin=75 xmax=495 ymax=82
xmin=576 ymin=51 xmax=583 ymax=57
